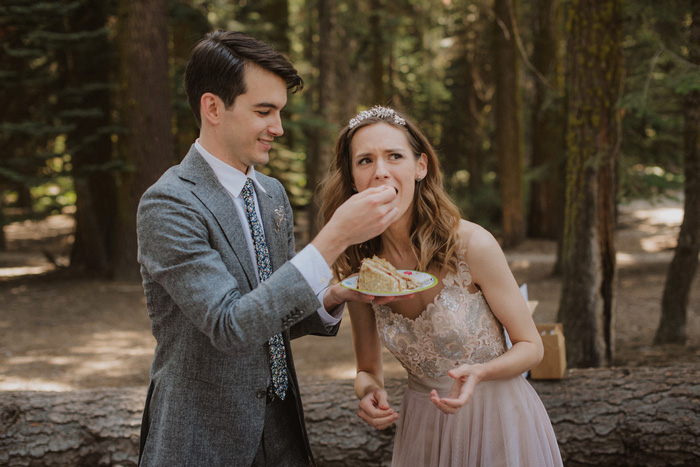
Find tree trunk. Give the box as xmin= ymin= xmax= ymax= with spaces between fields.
xmin=536 ymin=364 xmax=700 ymax=466
xmin=0 ymin=201 xmax=6 ymax=251
xmin=493 ymin=0 xmax=525 ymax=247
xmin=113 ymin=0 xmax=173 ymax=281
xmin=557 ymin=0 xmax=622 ymax=368
xmin=2 ymin=365 xmax=699 ymax=466
xmin=251 ymin=0 xmax=291 ymax=54
xmin=66 ymin=0 xmax=115 ymax=277
xmin=442 ymin=7 xmax=487 ymax=209
xmin=306 ymin=0 xmax=337 ymax=239
xmin=13 ymin=183 xmax=32 ymax=212
xmin=238 ymin=0 xmax=291 ymax=54
xmin=528 ymin=0 xmax=565 ymax=241
xmin=370 ymin=0 xmax=385 ymax=105
xmin=169 ymin=3 xmax=210 ymax=164
xmin=655 ymin=2 xmax=700 ymax=345
xmin=0 ymin=388 xmax=143 ymax=466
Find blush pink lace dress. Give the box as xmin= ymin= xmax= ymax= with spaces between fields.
xmin=372 ymin=256 xmax=563 ymax=467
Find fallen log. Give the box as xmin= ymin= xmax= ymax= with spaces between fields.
xmin=0 ymin=364 xmax=698 ymax=466
xmin=0 ymin=388 xmax=143 ymax=466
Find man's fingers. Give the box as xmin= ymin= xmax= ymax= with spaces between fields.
xmin=370 ymin=293 xmax=415 ymax=305
xmin=330 ymin=186 xmax=399 ymax=245
xmin=342 ymin=291 xmax=416 ymax=306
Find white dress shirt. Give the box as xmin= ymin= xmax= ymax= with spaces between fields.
xmin=195 ymin=140 xmax=342 ymax=325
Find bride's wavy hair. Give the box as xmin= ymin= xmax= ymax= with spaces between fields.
xmin=319 ymin=107 xmax=461 ymax=279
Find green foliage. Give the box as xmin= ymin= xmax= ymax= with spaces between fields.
xmin=30 ymin=176 xmax=76 ymax=215
xmin=619 ymin=0 xmax=698 ymax=201
xmin=447 ymin=170 xmax=502 ymax=232
xmin=1 ymin=0 xmax=695 ymax=239
xmin=0 ymin=0 xmax=115 ymax=223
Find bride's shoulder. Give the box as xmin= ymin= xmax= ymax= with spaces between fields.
xmin=456 ymin=220 xmax=501 ymax=259
xmin=457 ymin=220 xmax=498 ymax=247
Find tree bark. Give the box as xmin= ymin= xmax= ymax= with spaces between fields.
xmin=0 ymin=207 xmax=6 ymax=251
xmin=442 ymin=2 xmax=489 ymax=205
xmin=239 ymin=0 xmax=291 ymax=54
xmin=169 ymin=3 xmax=210 ymax=164
xmin=655 ymin=2 xmax=700 ymax=345
xmin=113 ymin=0 xmax=173 ymax=281
xmin=528 ymin=0 xmax=565 ymax=241
xmin=370 ymin=0 xmax=385 ymax=105
xmin=557 ymin=0 xmax=623 ymax=368
xmin=2 ymin=365 xmax=699 ymax=466
xmin=537 ymin=364 xmax=700 ymax=466
xmin=493 ymin=0 xmax=526 ymax=247
xmin=0 ymin=388 xmax=143 ymax=466
xmin=66 ymin=0 xmax=115 ymax=277
xmin=306 ymin=0 xmax=337 ymax=239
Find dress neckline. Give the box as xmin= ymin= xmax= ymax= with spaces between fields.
xmin=374 ymin=288 xmax=484 ymax=324
xmin=373 ymin=255 xmax=482 ymax=323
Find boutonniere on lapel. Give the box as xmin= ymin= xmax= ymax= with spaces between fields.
xmin=274 ymin=206 xmax=286 ymax=232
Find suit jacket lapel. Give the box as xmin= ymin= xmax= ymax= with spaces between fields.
xmin=177 ymin=146 xmax=257 ymax=288
xmin=255 ymin=179 xmax=286 ymax=272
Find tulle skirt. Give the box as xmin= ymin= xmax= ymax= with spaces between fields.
xmin=391 ymin=374 xmax=563 ymax=467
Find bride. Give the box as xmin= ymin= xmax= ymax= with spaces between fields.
xmin=319 ymin=106 xmax=563 ymax=466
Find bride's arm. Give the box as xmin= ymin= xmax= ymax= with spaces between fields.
xmin=349 ymin=300 xmax=399 ymax=430
xmin=430 ymin=222 xmax=543 ymax=414
xmin=467 ymin=225 xmax=543 ymax=378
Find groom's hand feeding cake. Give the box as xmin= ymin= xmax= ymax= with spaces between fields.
xmin=357 ymin=255 xmax=421 ymax=293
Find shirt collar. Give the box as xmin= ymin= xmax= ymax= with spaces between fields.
xmin=195 ymin=139 xmax=266 ymax=197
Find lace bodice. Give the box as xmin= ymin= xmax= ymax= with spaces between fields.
xmin=373 ymin=256 xmax=507 ymax=379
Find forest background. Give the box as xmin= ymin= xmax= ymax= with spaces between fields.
xmin=1 ymin=0 xmax=699 ymax=373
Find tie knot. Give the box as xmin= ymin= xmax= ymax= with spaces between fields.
xmin=242 ymin=178 xmax=255 ymax=199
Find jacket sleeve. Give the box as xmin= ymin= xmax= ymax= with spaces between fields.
xmin=275 ymin=182 xmax=342 ymax=341
xmin=137 ymin=184 xmax=321 ymax=356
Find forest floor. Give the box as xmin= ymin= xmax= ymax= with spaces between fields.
xmin=0 ymin=196 xmax=698 ymax=391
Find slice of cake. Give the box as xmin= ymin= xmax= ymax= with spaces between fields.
xmin=357 ymin=256 xmax=421 ymax=292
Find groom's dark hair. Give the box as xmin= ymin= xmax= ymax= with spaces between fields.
xmin=184 ymin=30 xmax=303 ymax=127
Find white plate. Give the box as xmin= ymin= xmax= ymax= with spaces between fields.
xmin=340 ymin=270 xmax=438 ymax=296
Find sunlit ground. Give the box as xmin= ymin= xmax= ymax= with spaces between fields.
xmin=0 ymin=328 xmax=155 ymax=391
xmin=0 ymin=279 xmax=154 ymax=391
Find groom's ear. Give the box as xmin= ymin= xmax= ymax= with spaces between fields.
xmin=200 ymin=93 xmax=222 ymax=126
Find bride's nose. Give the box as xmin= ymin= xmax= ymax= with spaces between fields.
xmin=374 ymin=159 xmax=390 ymax=180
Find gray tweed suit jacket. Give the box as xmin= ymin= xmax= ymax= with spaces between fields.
xmin=136 ymin=146 xmax=336 ymax=466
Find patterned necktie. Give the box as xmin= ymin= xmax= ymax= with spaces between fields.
xmin=241 ymin=178 xmax=288 ymax=400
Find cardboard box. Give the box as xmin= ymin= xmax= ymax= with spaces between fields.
xmin=530 ymin=323 xmax=567 ymax=380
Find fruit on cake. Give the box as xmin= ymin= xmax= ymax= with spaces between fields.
xmin=357 ymin=255 xmax=421 ymax=292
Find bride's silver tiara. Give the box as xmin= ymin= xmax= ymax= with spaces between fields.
xmin=348 ymin=106 xmax=406 ymax=129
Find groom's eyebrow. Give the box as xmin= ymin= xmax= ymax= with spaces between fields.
xmin=254 ymin=102 xmax=286 ymax=111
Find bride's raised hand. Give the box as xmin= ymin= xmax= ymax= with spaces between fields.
xmin=357 ymin=388 xmax=399 ymax=430
xmin=429 ymin=363 xmax=484 ymax=415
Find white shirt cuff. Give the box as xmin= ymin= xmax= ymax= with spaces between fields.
xmin=289 ymin=244 xmax=343 ymax=326
xmin=316 ymin=286 xmax=344 ymax=326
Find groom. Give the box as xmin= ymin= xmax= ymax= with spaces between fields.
xmin=136 ymin=31 xmax=402 ymax=466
